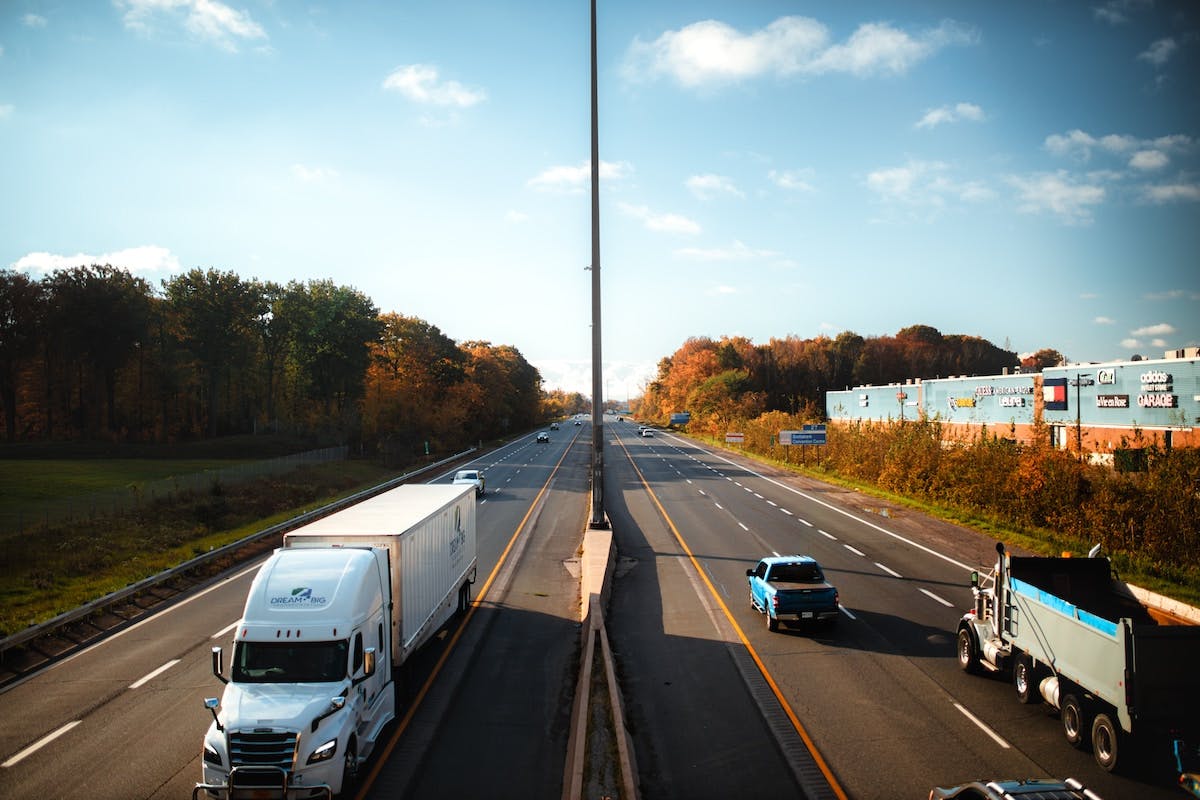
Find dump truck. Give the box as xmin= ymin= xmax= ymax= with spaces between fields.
xmin=956 ymin=542 xmax=1200 ymax=776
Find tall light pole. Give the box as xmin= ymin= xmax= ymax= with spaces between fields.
xmin=588 ymin=0 xmax=607 ymax=528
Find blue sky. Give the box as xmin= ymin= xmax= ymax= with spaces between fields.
xmin=2 ymin=1 xmax=1197 ymax=400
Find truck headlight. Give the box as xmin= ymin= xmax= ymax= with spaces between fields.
xmin=307 ymin=738 xmax=338 ymax=765
xmin=203 ymin=742 xmax=223 ymax=767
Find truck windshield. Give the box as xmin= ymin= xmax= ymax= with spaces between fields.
xmin=232 ymin=640 xmax=348 ymax=683
xmin=771 ymin=563 xmax=823 ymax=583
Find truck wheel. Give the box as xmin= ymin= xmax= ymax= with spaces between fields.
xmin=1091 ymin=713 xmax=1120 ymax=772
xmin=338 ymin=738 xmax=358 ymax=800
xmin=956 ymin=628 xmax=980 ymax=674
xmin=1061 ymin=693 xmax=1088 ymax=749
xmin=767 ymin=612 xmax=779 ymax=632
xmin=1014 ymin=655 xmax=1036 ymax=704
xmin=457 ymin=582 xmax=471 ymax=615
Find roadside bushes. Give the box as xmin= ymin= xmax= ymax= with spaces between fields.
xmin=684 ymin=411 xmax=1198 ymax=590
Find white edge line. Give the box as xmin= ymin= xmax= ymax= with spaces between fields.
xmin=2 ymin=721 xmax=82 ymax=768
xmin=738 ymin=523 xmax=749 ymax=531
xmin=839 ymin=605 xmax=857 ymax=620
xmin=953 ymin=702 xmax=1012 ymax=749
xmin=129 ymin=659 xmax=181 ymax=689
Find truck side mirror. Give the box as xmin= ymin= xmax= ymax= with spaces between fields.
xmin=363 ymin=647 xmax=376 ymax=679
xmin=211 ymin=646 xmax=228 ymax=684
xmin=204 ymin=697 xmax=224 ymax=732
xmin=745 ymin=568 xmax=754 ymax=577
xmin=970 ymin=571 xmax=979 ymax=589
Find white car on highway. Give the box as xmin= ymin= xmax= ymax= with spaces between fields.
xmin=452 ymin=469 xmax=485 ymax=496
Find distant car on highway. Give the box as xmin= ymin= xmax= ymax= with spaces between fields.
xmin=452 ymin=469 xmax=485 ymax=496
xmin=574 ymin=420 xmax=582 ymax=426
xmin=641 ymin=428 xmax=654 ymax=437
xmin=536 ymin=432 xmax=549 ymax=443
xmin=550 ymin=422 xmax=559 ymax=430
xmin=928 ymin=777 xmax=1100 ymax=800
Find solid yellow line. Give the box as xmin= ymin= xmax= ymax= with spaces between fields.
xmin=613 ymin=434 xmax=849 ymax=800
xmin=356 ymin=433 xmax=580 ymax=797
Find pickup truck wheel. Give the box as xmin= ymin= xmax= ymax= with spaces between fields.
xmin=1091 ymin=713 xmax=1120 ymax=772
xmin=767 ymin=612 xmax=779 ymax=632
xmin=956 ymin=628 xmax=980 ymax=674
xmin=1014 ymin=655 xmax=1036 ymax=704
xmin=1061 ymin=693 xmax=1089 ymax=749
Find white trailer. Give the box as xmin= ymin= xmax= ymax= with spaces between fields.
xmin=198 ymin=483 xmax=477 ymax=800
xmin=957 ymin=543 xmax=1200 ymax=774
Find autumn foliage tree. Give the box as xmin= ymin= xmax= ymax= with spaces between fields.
xmin=0 ymin=266 xmax=544 ymax=454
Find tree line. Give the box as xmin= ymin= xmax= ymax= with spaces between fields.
xmin=638 ymin=325 xmax=1019 ymax=426
xmin=0 ymin=265 xmax=543 ymax=455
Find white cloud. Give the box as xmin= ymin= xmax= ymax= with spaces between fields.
xmin=622 ymin=16 xmax=976 ymax=88
xmin=505 ymin=210 xmax=530 ymax=223
xmin=618 ymin=203 xmax=701 ymax=235
xmin=674 ymin=240 xmax=777 ymax=261
xmin=1129 ymin=149 xmax=1168 ymax=170
xmin=1140 ymin=182 xmax=1200 ymax=204
xmin=1132 ymin=322 xmax=1176 ymax=337
xmin=916 ymin=101 xmax=984 ymax=129
xmin=768 ymin=168 xmax=815 ymax=192
xmin=0 ymin=104 xmax=13 ymax=119
xmin=527 ymin=160 xmax=632 ymax=192
xmin=707 ymin=285 xmax=738 ymax=296
xmin=382 ymin=64 xmax=486 ymax=107
xmin=1120 ymin=337 xmax=1141 ymax=349
xmin=866 ymin=160 xmax=993 ymax=207
xmin=1044 ymin=129 xmax=1193 ymax=163
xmin=12 ymin=245 xmax=182 ymax=275
xmin=1138 ymin=37 xmax=1177 ymax=67
xmin=1007 ymin=170 xmax=1106 ymax=225
xmin=118 ymin=0 xmax=267 ymax=52
xmin=1094 ymin=316 xmax=1115 ymax=325
xmin=686 ymin=173 xmax=744 ymax=200
xmin=22 ymin=13 xmax=48 ymax=28
xmin=1145 ymin=289 xmax=1200 ymax=301
xmin=1093 ymin=0 xmax=1152 ymax=25
xmin=290 ymin=163 xmax=338 ymax=183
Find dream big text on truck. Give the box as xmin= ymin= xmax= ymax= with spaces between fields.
xmin=197 ymin=483 xmax=478 ymax=800
xmin=956 ymin=542 xmax=1200 ymax=778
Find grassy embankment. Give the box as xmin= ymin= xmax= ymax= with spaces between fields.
xmin=0 ymin=439 xmax=400 ymax=637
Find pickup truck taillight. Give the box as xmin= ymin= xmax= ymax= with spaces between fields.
xmin=770 ymin=596 xmax=779 ymax=610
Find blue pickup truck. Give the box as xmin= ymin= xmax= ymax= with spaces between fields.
xmin=747 ymin=555 xmax=840 ymax=632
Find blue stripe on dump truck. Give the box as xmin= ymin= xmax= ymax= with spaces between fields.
xmin=1009 ymin=576 xmax=1119 ymax=637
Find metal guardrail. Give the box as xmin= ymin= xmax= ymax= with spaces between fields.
xmin=0 ymin=448 xmax=476 ymax=664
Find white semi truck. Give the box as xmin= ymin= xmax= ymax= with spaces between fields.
xmin=957 ymin=542 xmax=1200 ymax=776
xmin=197 ymin=483 xmax=477 ymax=800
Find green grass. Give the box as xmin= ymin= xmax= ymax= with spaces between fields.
xmin=0 ymin=459 xmax=399 ymax=636
xmin=0 ymin=459 xmax=242 ymax=506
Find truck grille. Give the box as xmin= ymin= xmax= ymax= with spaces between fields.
xmin=228 ymin=730 xmax=298 ymax=773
